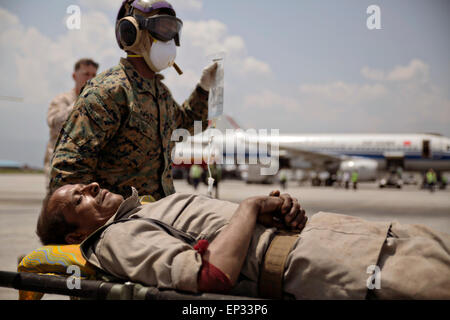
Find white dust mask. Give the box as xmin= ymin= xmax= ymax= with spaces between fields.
xmin=147 ymin=39 xmax=177 ymax=72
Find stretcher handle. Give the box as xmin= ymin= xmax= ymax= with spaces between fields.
xmin=0 ymin=271 xmax=113 ymax=299
xmin=0 ymin=271 xmax=261 ymax=300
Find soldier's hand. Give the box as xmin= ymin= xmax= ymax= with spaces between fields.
xmin=199 ymin=62 xmax=218 ymax=91
xmin=269 ymin=190 xmax=307 ymax=231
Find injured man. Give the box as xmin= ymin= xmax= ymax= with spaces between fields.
xmin=36 ymin=182 xmax=450 ymax=300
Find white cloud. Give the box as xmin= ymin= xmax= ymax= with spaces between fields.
xmin=171 ymin=0 xmax=203 ymax=11
xmin=244 ymin=90 xmax=299 ymax=111
xmin=0 ymin=8 xmax=121 ymax=104
xmin=1 ymin=4 xmax=272 ymax=112
xmin=162 ymin=19 xmax=272 ymax=104
xmin=361 ymin=59 xmax=430 ymax=83
xmin=78 ymin=0 xmax=122 ymax=12
xmin=0 ymin=6 xmax=18 ymax=25
xmin=242 ymin=57 xmax=271 ymax=75
xmin=78 ymin=0 xmax=203 ymax=13
xmin=360 ymin=66 xmax=384 ymax=81
xmin=181 ymin=20 xmax=245 ymax=57
xmin=299 ymin=82 xmax=387 ymax=104
xmin=386 ymin=59 xmax=429 ymax=83
xmin=239 ymin=59 xmax=450 ymax=133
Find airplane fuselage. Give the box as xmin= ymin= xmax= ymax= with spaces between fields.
xmin=277 ymin=133 xmax=450 ymax=172
xmin=173 ymin=131 xmax=450 ymax=183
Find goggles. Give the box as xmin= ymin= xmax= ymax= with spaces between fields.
xmin=135 ymin=14 xmax=182 ymax=45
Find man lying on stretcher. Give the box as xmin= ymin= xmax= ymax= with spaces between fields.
xmin=36 ymin=183 xmax=450 ymax=299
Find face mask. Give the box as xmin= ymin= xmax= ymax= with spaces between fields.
xmin=146 ymin=39 xmax=177 ymax=72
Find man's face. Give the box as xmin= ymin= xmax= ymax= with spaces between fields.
xmin=50 ymin=183 xmax=124 ymax=243
xmin=73 ymin=64 xmax=97 ymax=89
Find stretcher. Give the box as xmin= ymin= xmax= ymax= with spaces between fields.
xmin=0 ymin=270 xmax=257 ymax=300
xmin=0 ymin=243 xmax=258 ymax=300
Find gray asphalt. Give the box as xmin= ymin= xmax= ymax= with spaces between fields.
xmin=1 ymin=173 xmax=449 ymax=299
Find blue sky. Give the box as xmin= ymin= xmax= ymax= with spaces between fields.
xmin=0 ymin=0 xmax=449 ymax=168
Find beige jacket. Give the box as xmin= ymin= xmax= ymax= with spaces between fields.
xmin=82 ymin=189 xmax=395 ymax=299
xmin=44 ymin=89 xmax=77 ymax=177
xmin=82 ymin=189 xmax=275 ymax=294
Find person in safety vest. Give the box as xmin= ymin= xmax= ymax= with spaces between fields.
xmin=189 ymin=164 xmax=203 ymax=190
xmin=426 ymin=168 xmax=437 ymax=192
xmin=351 ymin=170 xmax=359 ymax=190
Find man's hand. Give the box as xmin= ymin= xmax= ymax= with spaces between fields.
xmin=206 ymin=192 xmax=305 ymax=288
xmin=268 ymin=190 xmax=308 ymax=231
xmin=199 ymin=62 xmax=218 ymax=91
xmin=254 ymin=196 xmax=285 ymax=229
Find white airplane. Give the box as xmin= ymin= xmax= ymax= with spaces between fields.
xmin=172 ymin=115 xmax=450 ymax=184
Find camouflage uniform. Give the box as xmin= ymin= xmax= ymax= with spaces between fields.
xmin=50 ymin=58 xmax=208 ymax=199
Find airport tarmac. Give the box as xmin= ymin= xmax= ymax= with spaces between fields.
xmin=0 ymin=173 xmax=449 ymax=300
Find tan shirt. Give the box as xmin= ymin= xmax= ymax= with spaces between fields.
xmin=44 ymin=88 xmax=77 ymax=172
xmin=82 ymin=188 xmax=275 ymax=294
xmin=82 ymin=189 xmax=391 ymax=298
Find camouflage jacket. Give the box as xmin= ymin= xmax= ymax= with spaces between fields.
xmin=50 ymin=58 xmax=209 ymax=199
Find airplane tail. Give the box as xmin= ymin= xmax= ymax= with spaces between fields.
xmin=208 ymin=114 xmax=242 ymax=132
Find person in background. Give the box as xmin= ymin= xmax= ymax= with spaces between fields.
xmin=44 ymin=58 xmax=98 ymax=189
xmin=343 ymin=171 xmax=350 ymax=189
xmin=352 ymin=170 xmax=359 ymax=190
xmin=279 ymin=169 xmax=287 ymax=190
xmin=426 ymin=168 xmax=437 ymax=192
xmin=210 ymin=164 xmax=222 ymax=199
xmin=189 ymin=164 xmax=203 ymax=190
xmin=441 ymin=175 xmax=447 ymax=190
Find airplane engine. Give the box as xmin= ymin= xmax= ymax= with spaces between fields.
xmin=339 ymin=158 xmax=378 ymax=181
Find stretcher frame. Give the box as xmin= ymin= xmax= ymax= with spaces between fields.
xmin=0 ymin=271 xmax=259 ymax=300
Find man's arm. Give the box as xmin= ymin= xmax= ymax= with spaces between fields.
xmin=170 ymin=63 xmax=219 ymax=134
xmin=47 ymin=95 xmax=68 ymax=129
xmin=203 ymin=195 xmax=306 ymax=286
xmin=92 ymin=194 xmax=305 ymax=294
xmin=49 ymin=87 xmax=122 ymax=192
xmin=172 ymin=85 xmax=209 ymax=135
xmin=202 ymin=198 xmax=263 ymax=286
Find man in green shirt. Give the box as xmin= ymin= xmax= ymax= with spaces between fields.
xmin=189 ymin=164 xmax=203 ymax=190
xmin=426 ymin=168 xmax=437 ymax=192
xmin=352 ymin=170 xmax=359 ymax=190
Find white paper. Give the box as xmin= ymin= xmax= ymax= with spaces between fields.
xmin=207 ymin=52 xmax=225 ymax=120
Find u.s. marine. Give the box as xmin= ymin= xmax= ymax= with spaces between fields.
xmin=49 ymin=0 xmax=218 ymax=199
